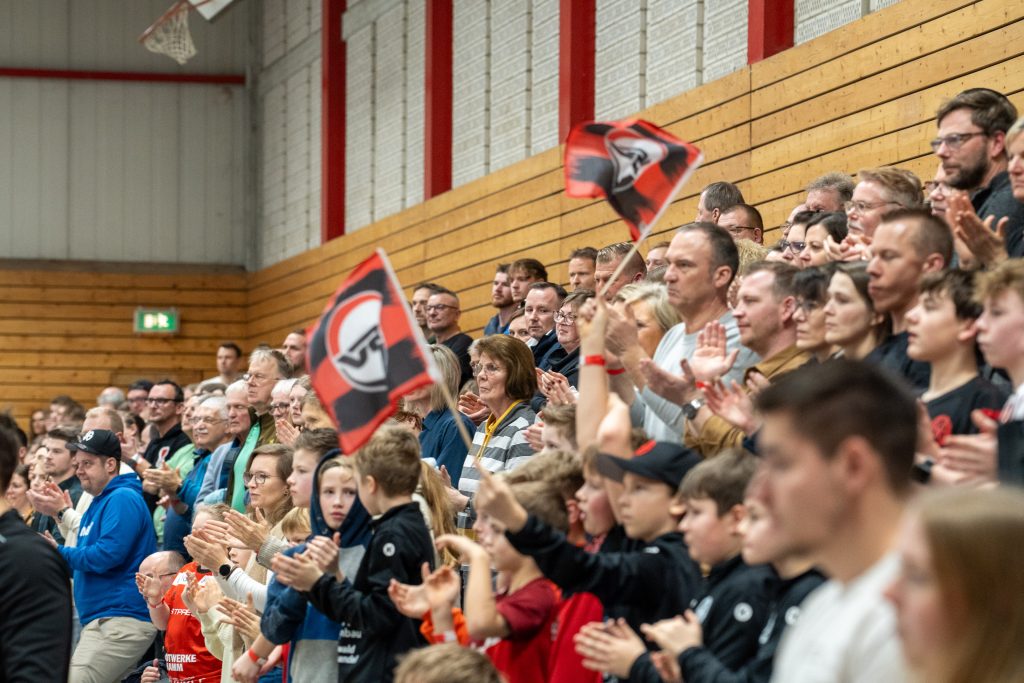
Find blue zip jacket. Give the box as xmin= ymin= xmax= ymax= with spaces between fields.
xmin=58 ymin=473 xmax=157 ymax=625
xmin=260 ymin=451 xmax=372 ymax=681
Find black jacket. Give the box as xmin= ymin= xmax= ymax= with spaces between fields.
xmin=973 ymin=170 xmax=1024 ymax=258
xmin=304 ymin=502 xmax=434 ymax=683
xmin=998 ymin=419 xmax=1024 ymax=485
xmin=0 ymin=509 xmax=73 ymax=682
xmin=506 ymin=515 xmax=701 ymax=636
xmin=667 ymin=568 xmax=825 ymax=683
xmin=532 ymin=330 xmax=565 ymax=371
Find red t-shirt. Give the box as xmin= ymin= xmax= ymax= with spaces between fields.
xmin=161 ymin=563 xmax=222 ymax=683
xmin=481 ymin=577 xmax=560 ymax=683
xmin=547 ymin=591 xmax=604 ymax=683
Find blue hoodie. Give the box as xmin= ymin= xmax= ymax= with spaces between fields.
xmin=58 ymin=473 xmax=157 ymax=625
xmin=260 ymin=451 xmax=372 ymax=682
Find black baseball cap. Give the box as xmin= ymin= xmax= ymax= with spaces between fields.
xmin=67 ymin=429 xmax=121 ymax=460
xmin=596 ymin=441 xmax=703 ymax=490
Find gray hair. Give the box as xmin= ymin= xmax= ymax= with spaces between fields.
xmin=199 ymin=395 xmax=229 ymax=420
xmin=249 ymin=348 xmax=290 ymax=379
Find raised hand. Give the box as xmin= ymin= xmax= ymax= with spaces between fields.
xmin=220 ymin=594 xmax=261 ymax=646
xmin=435 ymin=533 xmax=488 ymax=565
xmin=639 ymin=358 xmax=694 ymax=406
xmin=136 ymin=571 xmax=165 ymax=608
xmin=26 ymin=481 xmax=67 ymax=517
xmin=271 ymin=551 xmax=323 ymax=591
xmin=948 ymin=191 xmax=1008 ymax=267
xmin=423 ymin=564 xmax=461 ymax=611
xmin=305 ymin=533 xmax=342 ymax=580
xmin=183 ymin=530 xmax=229 ymax=570
xmin=574 ymin=619 xmax=648 ymax=678
xmin=225 ymin=509 xmax=269 ymax=552
xmin=184 ymin=573 xmax=223 ymax=615
xmin=276 ymin=418 xmax=300 ymax=447
xmin=937 ymin=409 xmax=998 ymax=481
xmin=703 ymin=379 xmax=758 ymax=434
xmin=640 ymin=611 xmax=704 ymax=659
xmin=688 ymin=321 xmax=739 ymax=382
xmin=457 ymin=391 xmax=490 ymax=424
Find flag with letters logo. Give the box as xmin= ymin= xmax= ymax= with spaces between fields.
xmin=306 ymin=249 xmax=440 ymax=453
xmin=565 ymin=118 xmax=703 ymax=242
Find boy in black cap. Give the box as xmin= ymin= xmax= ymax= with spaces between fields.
xmin=472 ymin=440 xmax=703 ymax=679
xmin=575 ymin=449 xmax=774 ymax=681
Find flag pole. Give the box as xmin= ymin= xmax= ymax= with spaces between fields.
xmin=597 ymin=229 xmax=650 ymax=300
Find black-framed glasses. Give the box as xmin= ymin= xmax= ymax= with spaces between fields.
xmin=425 ymin=304 xmax=457 ymax=313
xmin=777 ymin=239 xmax=806 ymax=252
xmin=929 ymin=131 xmax=987 ymax=152
xmin=270 ymin=402 xmax=290 ymax=413
xmin=146 ymin=397 xmax=181 ymax=405
xmin=554 ymin=311 xmax=577 ymax=324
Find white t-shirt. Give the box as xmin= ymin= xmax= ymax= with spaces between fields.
xmin=771 ymin=553 xmax=909 ymax=683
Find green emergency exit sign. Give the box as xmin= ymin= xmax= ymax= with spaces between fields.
xmin=134 ymin=307 xmax=180 ymax=335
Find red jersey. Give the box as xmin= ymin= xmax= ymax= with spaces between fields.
xmin=482 ymin=577 xmax=560 ymax=683
xmin=547 ymin=591 xmax=604 ymax=683
xmin=161 ymin=563 xmax=222 ymax=683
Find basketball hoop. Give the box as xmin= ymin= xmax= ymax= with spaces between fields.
xmin=139 ymin=0 xmax=205 ymax=65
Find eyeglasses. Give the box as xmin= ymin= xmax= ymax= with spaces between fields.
xmin=425 ymin=304 xmax=457 ymax=313
xmin=777 ymin=239 xmax=806 ymax=252
xmin=270 ymin=402 xmax=290 ymax=413
xmin=554 ymin=311 xmax=577 ymax=324
xmin=724 ymin=226 xmax=757 ymax=236
xmin=146 ymin=397 xmax=181 ymax=406
xmin=929 ymin=131 xmax=987 ymax=152
xmin=843 ymin=200 xmax=899 ymax=215
xmin=192 ymin=416 xmax=226 ymax=426
xmin=242 ymin=372 xmax=274 ymax=385
xmin=474 ymin=363 xmax=505 ymax=377
xmin=243 ymin=472 xmax=280 ymax=486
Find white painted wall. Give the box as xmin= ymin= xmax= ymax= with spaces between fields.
xmin=341 ymin=0 xmax=426 ymax=233
xmin=0 ymin=0 xmax=250 ymax=264
xmin=255 ymin=0 xmax=324 ymax=268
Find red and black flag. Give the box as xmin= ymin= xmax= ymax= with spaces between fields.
xmin=565 ymin=118 xmax=703 ymax=242
xmin=306 ymin=249 xmax=440 ymax=454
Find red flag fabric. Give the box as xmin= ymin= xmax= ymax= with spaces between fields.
xmin=306 ymin=249 xmax=439 ymax=453
xmin=564 ymin=118 xmax=703 ymax=242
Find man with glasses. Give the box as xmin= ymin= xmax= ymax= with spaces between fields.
xmin=410 ymin=282 xmax=443 ymax=342
xmin=718 ymin=203 xmax=765 ymax=244
xmin=126 ymin=379 xmax=154 ymax=420
xmin=426 ymin=287 xmax=474 ymax=387
xmin=148 ymin=396 xmax=231 ymax=555
xmin=137 ymin=380 xmax=192 ymax=514
xmin=934 ymin=88 xmax=1024 ymax=258
xmin=844 ymin=167 xmax=922 ymax=238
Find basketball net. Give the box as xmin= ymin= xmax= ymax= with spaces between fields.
xmin=140 ymin=0 xmax=198 ymax=65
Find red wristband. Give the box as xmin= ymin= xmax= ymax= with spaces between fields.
xmin=607 ymin=367 xmax=626 ymax=376
xmin=247 ymin=648 xmax=265 ymax=665
xmin=582 ymin=354 xmax=606 ymax=367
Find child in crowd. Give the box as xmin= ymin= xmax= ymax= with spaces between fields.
xmin=392 ymin=479 xmax=566 ymax=683
xmin=641 ymin=494 xmax=825 ymax=682
xmin=576 ymin=450 xmax=773 ymax=680
xmin=234 ymin=430 xmax=371 ymax=683
xmin=393 ymin=643 xmax=503 ymax=683
xmin=280 ymin=507 xmax=311 ymax=545
xmin=905 ymin=270 xmax=1007 ymax=439
xmin=272 ymin=426 xmax=435 ymax=683
xmin=503 ymin=449 xmax=586 ymax=546
xmin=473 ymin=440 xmax=703 ymax=682
xmin=539 ymin=403 xmax=578 ymax=452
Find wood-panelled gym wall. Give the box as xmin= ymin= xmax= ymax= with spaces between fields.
xmin=0 ymin=266 xmax=247 ymax=424
xmin=247 ymin=0 xmax=1024 ymax=349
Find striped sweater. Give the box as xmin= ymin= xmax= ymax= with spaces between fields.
xmin=457 ymin=401 xmax=537 ymax=498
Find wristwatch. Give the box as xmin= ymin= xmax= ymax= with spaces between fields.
xmin=682 ymin=397 xmax=706 ymax=420
xmin=56 ymin=507 xmax=70 ymax=523
xmin=218 ymin=563 xmax=235 ymax=578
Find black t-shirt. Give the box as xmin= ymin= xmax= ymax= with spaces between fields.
xmin=865 ymin=332 xmax=930 ymax=393
xmin=926 ymin=376 xmax=1009 ymax=440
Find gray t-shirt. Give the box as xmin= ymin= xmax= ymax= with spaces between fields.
xmin=635 ymin=310 xmax=758 ymax=442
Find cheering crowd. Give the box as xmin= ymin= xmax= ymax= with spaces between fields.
xmin=2 ymin=86 xmax=1024 ymax=683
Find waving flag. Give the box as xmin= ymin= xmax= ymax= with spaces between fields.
xmin=565 ymin=119 xmax=703 ymax=242
xmin=307 ymin=249 xmax=440 ymax=453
